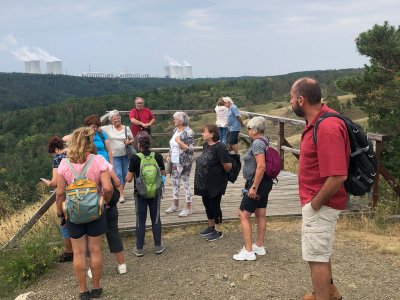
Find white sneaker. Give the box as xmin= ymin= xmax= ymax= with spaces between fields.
xmin=118 ymin=263 xmax=127 ymax=274
xmin=87 ymin=268 xmax=92 ymax=278
xmin=233 ymin=247 xmax=256 ymax=261
xmin=178 ymin=208 xmax=192 ymax=217
xmin=165 ymin=205 xmax=180 ymax=213
xmin=252 ymin=243 xmax=266 ymax=255
xmin=119 ymin=196 xmax=125 ymax=203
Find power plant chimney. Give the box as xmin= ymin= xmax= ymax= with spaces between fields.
xmin=25 ymin=60 xmax=41 ymax=74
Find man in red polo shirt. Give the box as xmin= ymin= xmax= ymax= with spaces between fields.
xmin=129 ymin=97 xmax=155 ymax=136
xmin=290 ymin=78 xmax=350 ymax=300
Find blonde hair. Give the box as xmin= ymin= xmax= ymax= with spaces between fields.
xmin=67 ymin=127 xmax=96 ymax=163
xmin=222 ymin=96 xmax=233 ymax=104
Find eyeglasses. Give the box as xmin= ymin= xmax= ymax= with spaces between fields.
xmin=136 ymin=102 xmax=144 ymax=105
xmin=247 ymin=127 xmax=252 ymax=130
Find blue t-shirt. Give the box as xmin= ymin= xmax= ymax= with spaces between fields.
xmin=94 ymin=131 xmax=109 ymax=162
xmin=227 ymin=104 xmax=241 ymax=132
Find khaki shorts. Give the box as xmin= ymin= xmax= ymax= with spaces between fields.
xmin=301 ymin=203 xmax=341 ymax=262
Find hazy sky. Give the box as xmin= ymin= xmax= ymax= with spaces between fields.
xmin=1 ymin=0 xmax=400 ymax=77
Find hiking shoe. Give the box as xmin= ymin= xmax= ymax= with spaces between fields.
xmin=87 ymin=268 xmax=92 ymax=279
xmin=132 ymin=246 xmax=144 ymax=257
xmin=118 ymin=263 xmax=127 ymax=274
xmin=90 ymin=288 xmax=103 ymax=298
xmin=199 ymin=226 xmax=215 ymax=236
xmin=155 ymin=244 xmax=166 ymax=254
xmin=178 ymin=208 xmax=192 ymax=217
xmin=252 ymin=243 xmax=266 ymax=255
xmin=233 ymin=247 xmax=256 ymax=261
xmin=119 ymin=196 xmax=125 ymax=203
xmin=303 ymin=284 xmax=342 ymax=300
xmin=165 ymin=205 xmax=180 ymax=213
xmin=79 ymin=291 xmax=91 ymax=300
xmin=56 ymin=251 xmax=73 ymax=262
xmin=207 ymin=231 xmax=223 ymax=242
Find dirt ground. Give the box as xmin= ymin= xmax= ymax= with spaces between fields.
xmin=23 ymin=217 xmax=400 ymax=300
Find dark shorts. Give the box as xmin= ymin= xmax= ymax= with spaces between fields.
xmin=105 ymin=205 xmax=123 ymax=253
xmin=66 ymin=209 xmax=106 ymax=239
xmin=239 ymin=176 xmax=273 ymax=213
xmin=227 ymin=131 xmax=239 ymax=145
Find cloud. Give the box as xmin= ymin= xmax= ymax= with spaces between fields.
xmin=182 ymin=9 xmax=215 ymax=31
xmin=0 ymin=33 xmax=18 ymax=51
xmin=12 ymin=47 xmax=60 ymax=62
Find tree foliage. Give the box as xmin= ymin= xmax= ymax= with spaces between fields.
xmin=337 ymin=21 xmax=400 ymax=179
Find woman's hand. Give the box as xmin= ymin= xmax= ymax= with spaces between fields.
xmin=248 ymin=187 xmax=258 ymax=199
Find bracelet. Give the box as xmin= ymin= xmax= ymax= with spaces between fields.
xmin=251 ymin=186 xmax=258 ymax=190
xmin=57 ymin=213 xmax=64 ymax=218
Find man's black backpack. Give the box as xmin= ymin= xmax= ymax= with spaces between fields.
xmin=313 ymin=113 xmax=376 ymax=196
xmin=227 ymin=153 xmax=241 ymax=183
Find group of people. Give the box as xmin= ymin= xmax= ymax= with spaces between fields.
xmin=45 ymin=78 xmax=349 ymax=300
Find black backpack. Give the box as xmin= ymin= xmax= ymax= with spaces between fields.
xmin=313 ymin=112 xmax=376 ymax=196
xmin=227 ymin=153 xmax=242 ymax=183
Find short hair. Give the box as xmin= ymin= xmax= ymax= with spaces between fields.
xmin=48 ymin=136 xmax=65 ymax=154
xmin=247 ymin=116 xmax=267 ymax=134
xmin=136 ymin=131 xmax=151 ymax=150
xmin=84 ymin=115 xmax=101 ymax=127
xmin=217 ymin=98 xmax=225 ymax=106
xmin=292 ymin=77 xmax=321 ymax=105
xmin=222 ymin=96 xmax=233 ymax=104
xmin=108 ymin=109 xmax=120 ymax=121
xmin=173 ymin=111 xmax=190 ymax=126
xmin=203 ymin=124 xmax=220 ymax=142
xmin=135 ymin=97 xmax=144 ymax=103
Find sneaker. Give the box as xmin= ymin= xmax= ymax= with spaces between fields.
xmin=178 ymin=208 xmax=192 ymax=217
xmin=207 ymin=231 xmax=223 ymax=242
xmin=56 ymin=251 xmax=73 ymax=262
xmin=87 ymin=268 xmax=92 ymax=279
xmin=252 ymin=243 xmax=266 ymax=255
xmin=119 ymin=196 xmax=125 ymax=203
xmin=199 ymin=226 xmax=215 ymax=236
xmin=132 ymin=246 xmax=144 ymax=257
xmin=118 ymin=263 xmax=127 ymax=274
xmin=79 ymin=291 xmax=91 ymax=300
xmin=233 ymin=247 xmax=256 ymax=261
xmin=155 ymin=244 xmax=166 ymax=254
xmin=303 ymin=284 xmax=342 ymax=300
xmin=165 ymin=205 xmax=180 ymax=213
xmin=90 ymin=288 xmax=103 ymax=298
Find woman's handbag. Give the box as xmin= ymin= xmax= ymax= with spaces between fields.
xmin=124 ymin=126 xmax=136 ymax=158
xmin=165 ymin=156 xmax=172 ymax=175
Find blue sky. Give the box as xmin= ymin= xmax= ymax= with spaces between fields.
xmin=1 ymin=0 xmax=400 ymax=77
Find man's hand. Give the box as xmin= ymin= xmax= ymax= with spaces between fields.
xmin=310 ymin=198 xmax=320 ymax=211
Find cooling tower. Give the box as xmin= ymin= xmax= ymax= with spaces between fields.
xmin=169 ymin=66 xmax=181 ymax=79
xmin=46 ymin=61 xmax=62 ymax=74
xmin=25 ymin=60 xmax=41 ymax=74
xmin=183 ymin=66 xmax=192 ymax=79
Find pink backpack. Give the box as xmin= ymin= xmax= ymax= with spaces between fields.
xmin=257 ymin=138 xmax=281 ymax=179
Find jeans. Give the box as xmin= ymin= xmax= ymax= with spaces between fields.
xmin=135 ymin=193 xmax=162 ymax=249
xmin=113 ymin=155 xmax=130 ymax=184
xmin=218 ymin=127 xmax=228 ymax=144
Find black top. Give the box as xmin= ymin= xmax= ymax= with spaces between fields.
xmin=128 ymin=150 xmax=165 ymax=178
xmin=194 ymin=142 xmax=230 ymax=198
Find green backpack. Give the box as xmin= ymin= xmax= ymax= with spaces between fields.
xmin=135 ymin=152 xmax=162 ymax=199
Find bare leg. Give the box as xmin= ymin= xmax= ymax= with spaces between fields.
xmin=70 ymin=236 xmax=88 ymax=293
xmin=309 ymin=261 xmax=331 ymax=300
xmin=87 ymin=235 xmax=104 ymax=289
xmin=114 ymin=251 xmax=125 ymax=265
xmin=254 ymin=208 xmax=266 ymax=246
xmin=237 ymin=209 xmax=252 ymax=251
xmin=231 ymin=144 xmax=239 ymax=154
xmin=64 ymin=238 xmax=73 ymax=253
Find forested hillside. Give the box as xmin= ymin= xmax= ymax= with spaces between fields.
xmin=0 ymin=69 xmax=362 ymax=214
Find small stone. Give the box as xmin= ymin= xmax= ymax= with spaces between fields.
xmin=189 ymin=281 xmax=194 ymax=285
xmin=243 ymin=273 xmax=251 ymax=280
xmin=223 ymin=274 xmax=229 ymax=280
xmin=348 ymin=283 xmax=357 ymax=289
xmin=15 ymin=292 xmax=36 ymax=300
xmin=230 ymin=282 xmax=236 ymax=287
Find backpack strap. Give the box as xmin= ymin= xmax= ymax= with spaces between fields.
xmin=313 ymin=112 xmax=347 ymax=144
xmin=65 ymin=155 xmax=95 ymax=181
xmin=136 ymin=152 xmax=144 ymax=160
xmin=124 ymin=125 xmax=128 ymax=140
xmin=98 ymin=131 xmax=106 ymax=147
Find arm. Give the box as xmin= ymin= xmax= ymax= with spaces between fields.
xmin=100 ymin=168 xmax=113 ymax=202
xmin=248 ymin=153 xmax=266 ymax=199
xmin=144 ymin=117 xmax=156 ymax=128
xmin=126 ymin=171 xmax=134 ymax=183
xmin=104 ymin=140 xmax=113 ymax=165
xmin=175 ymin=135 xmax=189 ymax=150
xmin=223 ymin=162 xmax=232 ymax=173
xmin=110 ymin=169 xmax=120 ymax=187
xmin=130 ymin=117 xmax=145 ymax=127
xmin=237 ymin=115 xmax=244 ymax=127
xmin=310 ymin=175 xmax=347 ymax=211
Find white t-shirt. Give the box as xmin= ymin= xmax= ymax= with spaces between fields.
xmin=101 ymin=125 xmax=133 ymax=157
xmin=215 ymin=105 xmax=228 ymax=128
xmin=170 ymin=130 xmax=181 ymax=164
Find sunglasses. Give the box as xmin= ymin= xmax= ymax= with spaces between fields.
xmin=247 ymin=127 xmax=252 ymax=130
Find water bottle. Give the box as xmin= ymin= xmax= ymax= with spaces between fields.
xmin=241 ymin=188 xmax=248 ymax=197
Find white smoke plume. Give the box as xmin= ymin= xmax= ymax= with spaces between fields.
xmin=0 ymin=33 xmax=18 ymax=51
xmin=183 ymin=60 xmax=192 ymax=66
xmin=12 ymin=46 xmax=60 ymax=62
xmin=164 ymin=54 xmax=181 ymax=66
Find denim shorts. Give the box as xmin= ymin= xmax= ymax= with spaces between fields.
xmin=66 ymin=210 xmax=106 ymax=239
xmin=227 ymin=131 xmax=239 ymax=144
xmin=59 ymin=224 xmax=70 ymax=239
xmin=113 ymin=155 xmax=130 ymax=185
xmin=301 ymin=203 xmax=341 ymax=262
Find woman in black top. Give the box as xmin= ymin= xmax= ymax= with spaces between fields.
xmin=194 ymin=124 xmax=232 ymax=241
xmin=126 ymin=131 xmax=166 ymax=256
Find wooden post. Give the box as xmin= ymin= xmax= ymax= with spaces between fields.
xmin=372 ymin=140 xmax=382 ymax=207
xmin=278 ymin=121 xmax=285 ymax=169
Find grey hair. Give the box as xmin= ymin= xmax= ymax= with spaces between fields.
xmin=222 ymin=96 xmax=233 ymax=104
xmin=108 ymin=109 xmax=120 ymax=121
xmin=247 ymin=116 xmax=267 ymax=134
xmin=173 ymin=111 xmax=189 ymax=126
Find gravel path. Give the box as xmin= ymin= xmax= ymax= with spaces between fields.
xmin=24 ymin=218 xmax=400 ymax=300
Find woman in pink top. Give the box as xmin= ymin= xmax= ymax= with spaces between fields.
xmin=56 ymin=127 xmax=113 ymax=300
xmin=215 ymin=98 xmax=229 ymax=144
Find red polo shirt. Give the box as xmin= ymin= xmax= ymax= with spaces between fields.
xmin=298 ymin=104 xmax=350 ymax=210
xmin=129 ymin=107 xmax=154 ymax=136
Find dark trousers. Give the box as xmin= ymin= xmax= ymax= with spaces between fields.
xmin=202 ymin=194 xmax=223 ymax=224
xmin=105 ymin=205 xmax=124 ymax=253
xmin=135 ymin=194 xmax=162 ymax=249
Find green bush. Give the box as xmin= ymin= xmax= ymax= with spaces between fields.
xmin=0 ymin=222 xmax=60 ymax=298
xmin=373 ymin=179 xmax=400 ymax=229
